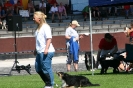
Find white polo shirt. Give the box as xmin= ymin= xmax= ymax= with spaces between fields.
xmin=35 ymin=24 xmax=55 ymax=53
xmin=50 ymin=6 xmax=58 ymax=13
xmin=39 ymin=2 xmax=46 ymax=8
xmin=65 ymin=27 xmax=79 ymax=45
xmin=65 ymin=27 xmax=79 ymax=39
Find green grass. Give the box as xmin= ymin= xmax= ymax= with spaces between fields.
xmin=0 ymin=69 xmax=133 ymax=88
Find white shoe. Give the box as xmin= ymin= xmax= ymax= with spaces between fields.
xmin=98 ymin=65 xmax=101 ymax=69
xmin=90 ymin=69 xmax=95 ymax=71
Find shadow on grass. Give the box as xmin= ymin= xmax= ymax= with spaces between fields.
xmin=79 ymin=71 xmax=133 ymax=76
xmin=0 ymin=73 xmax=10 ymax=76
xmin=76 ymin=69 xmax=133 ymax=76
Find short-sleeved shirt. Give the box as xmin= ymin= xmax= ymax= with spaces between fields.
xmin=82 ymin=6 xmax=89 ymax=13
xmin=124 ymin=5 xmax=130 ymax=10
xmin=39 ymin=3 xmax=46 ymax=8
xmin=35 ymin=24 xmax=55 ymax=53
xmin=99 ymin=38 xmax=117 ymax=50
xmin=65 ymin=27 xmax=79 ymax=44
xmin=51 ymin=6 xmax=58 ymax=12
xmin=58 ymin=6 xmax=65 ymax=13
xmin=4 ymin=2 xmax=13 ymax=8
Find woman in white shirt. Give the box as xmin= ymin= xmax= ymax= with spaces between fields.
xmin=33 ymin=11 xmax=55 ymax=88
xmin=65 ymin=20 xmax=84 ymax=72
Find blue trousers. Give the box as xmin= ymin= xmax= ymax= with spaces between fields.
xmin=35 ymin=52 xmax=54 ymax=86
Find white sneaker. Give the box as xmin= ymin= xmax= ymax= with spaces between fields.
xmin=90 ymin=69 xmax=95 ymax=71
xmin=98 ymin=65 xmax=101 ymax=69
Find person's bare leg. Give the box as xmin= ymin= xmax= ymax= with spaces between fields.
xmin=59 ymin=12 xmax=62 ymax=20
xmin=64 ymin=11 xmax=68 ymax=19
xmin=119 ymin=63 xmax=125 ymax=71
xmin=85 ymin=12 xmax=88 ymax=21
xmin=56 ymin=12 xmax=61 ymax=22
xmin=93 ymin=11 xmax=95 ymax=17
xmin=98 ymin=12 xmax=100 ymax=20
xmin=52 ymin=13 xmax=55 ymax=22
xmin=73 ymin=63 xmax=78 ymax=71
xmin=67 ymin=64 xmax=71 ymax=72
xmin=60 ymin=13 xmax=63 ymax=22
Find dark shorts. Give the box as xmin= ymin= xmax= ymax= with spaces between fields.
xmin=67 ymin=53 xmax=79 ymax=64
xmin=66 ymin=44 xmax=79 ymax=64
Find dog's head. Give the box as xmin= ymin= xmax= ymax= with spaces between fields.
xmin=84 ymin=52 xmax=92 ymax=63
xmin=85 ymin=52 xmax=91 ymax=59
xmin=56 ymin=72 xmax=69 ymax=79
xmin=26 ymin=64 xmax=31 ymax=69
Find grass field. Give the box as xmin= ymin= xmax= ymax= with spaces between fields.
xmin=0 ymin=69 xmax=133 ymax=88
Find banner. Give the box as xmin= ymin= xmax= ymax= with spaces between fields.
xmin=22 ymin=0 xmax=28 ymax=10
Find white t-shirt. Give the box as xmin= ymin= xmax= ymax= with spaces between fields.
xmin=50 ymin=6 xmax=58 ymax=13
xmin=65 ymin=27 xmax=79 ymax=44
xmin=39 ymin=3 xmax=46 ymax=8
xmin=14 ymin=0 xmax=18 ymax=4
xmin=35 ymin=24 xmax=55 ymax=53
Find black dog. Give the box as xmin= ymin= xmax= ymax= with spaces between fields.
xmin=15 ymin=64 xmax=31 ymax=75
xmin=56 ymin=72 xmax=100 ymax=88
xmin=100 ymin=55 xmax=124 ymax=74
xmin=84 ymin=52 xmax=96 ymax=71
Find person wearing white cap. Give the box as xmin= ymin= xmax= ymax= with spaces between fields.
xmin=65 ymin=20 xmax=84 ymax=72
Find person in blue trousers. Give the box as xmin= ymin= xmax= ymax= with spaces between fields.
xmin=33 ymin=11 xmax=55 ymax=88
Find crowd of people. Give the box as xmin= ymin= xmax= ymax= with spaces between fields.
xmin=1 ymin=0 xmax=133 ymax=24
xmin=0 ymin=0 xmax=69 ymax=24
xmin=82 ymin=5 xmax=133 ymax=21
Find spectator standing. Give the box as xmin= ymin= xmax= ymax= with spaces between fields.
xmin=58 ymin=2 xmax=68 ymax=22
xmin=39 ymin=0 xmax=46 ymax=14
xmin=33 ymin=11 xmax=55 ymax=88
xmin=65 ymin=20 xmax=84 ymax=72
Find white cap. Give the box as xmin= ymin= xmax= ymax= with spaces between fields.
xmin=71 ymin=20 xmax=80 ymax=26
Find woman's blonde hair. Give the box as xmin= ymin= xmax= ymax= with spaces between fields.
xmin=34 ymin=11 xmax=47 ymax=30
